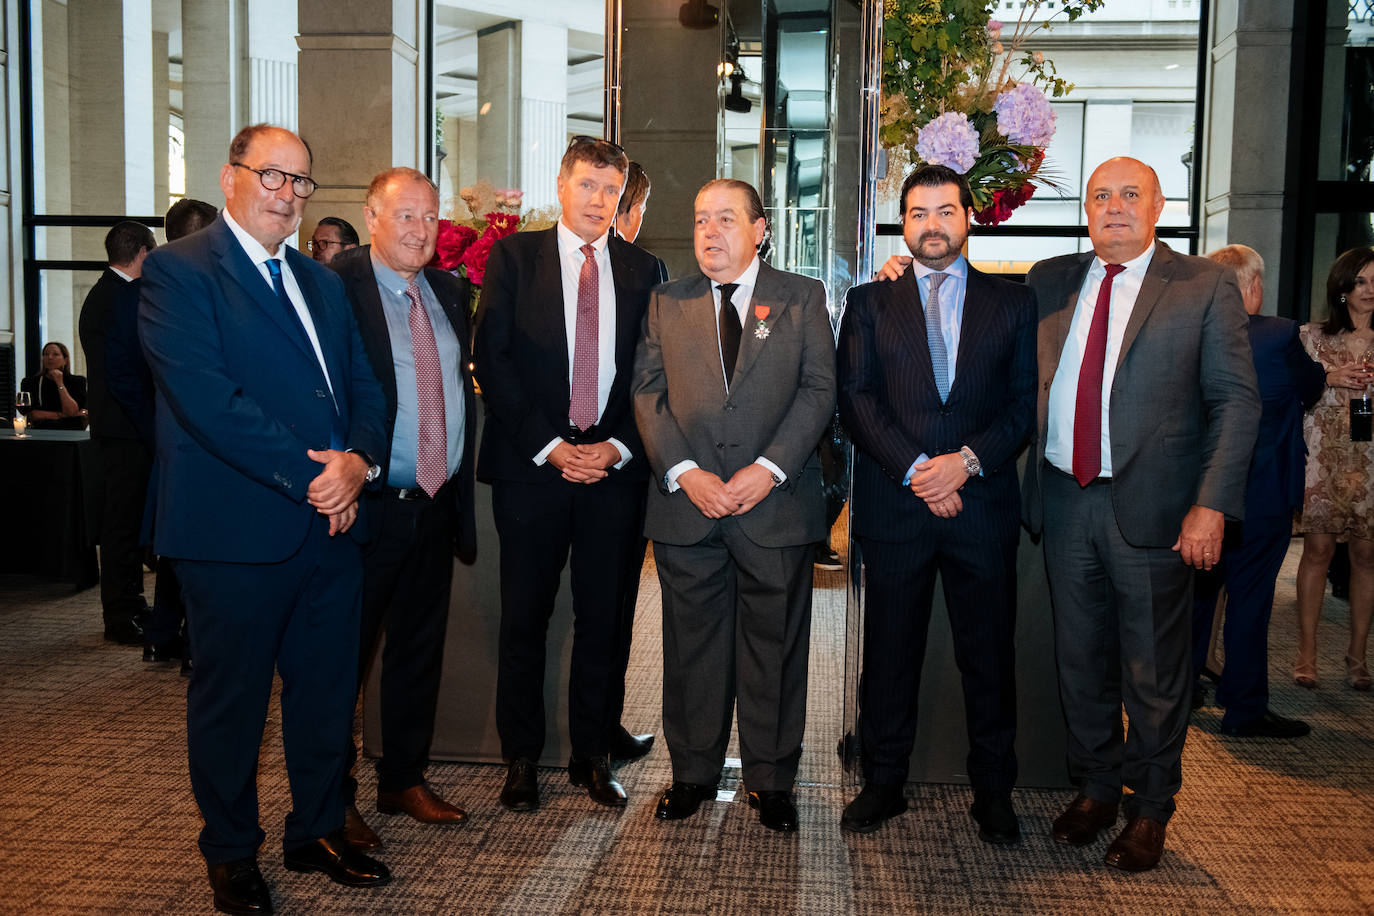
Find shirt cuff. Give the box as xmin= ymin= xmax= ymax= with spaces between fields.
xmin=665 ymin=459 xmax=699 ymax=493
xmin=607 ymin=437 xmax=632 ymax=470
xmin=755 ymin=456 xmax=786 ymax=484
xmin=903 ymin=453 xmax=930 ymax=486
xmin=533 ymin=438 xmax=562 ymax=466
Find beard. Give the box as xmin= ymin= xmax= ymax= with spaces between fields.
xmin=909 ymin=230 xmax=964 ymax=267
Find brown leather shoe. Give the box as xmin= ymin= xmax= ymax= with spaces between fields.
xmin=1104 ymin=815 xmax=1167 ymax=872
xmin=1051 ymin=794 xmax=1119 ymax=846
xmin=343 ymin=804 xmax=381 ymax=850
xmin=376 ymin=783 xmax=468 ymax=824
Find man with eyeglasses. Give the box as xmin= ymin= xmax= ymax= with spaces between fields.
xmin=139 ymin=123 xmax=390 ymax=914
xmin=475 ymin=135 xmax=667 ymax=812
xmin=310 ymin=216 xmax=360 ymax=265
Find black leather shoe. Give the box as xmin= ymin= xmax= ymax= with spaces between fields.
xmin=568 ymin=754 xmax=627 ymax=807
xmin=207 ymin=857 xmax=272 ymax=914
xmin=143 ymin=635 xmax=185 ymax=663
xmin=282 ymin=831 xmax=390 ymax=887
xmin=748 ymin=790 xmax=798 ymax=832
xmin=500 ymin=758 xmax=540 ymax=812
xmin=609 ymin=726 xmax=655 ymax=761
xmin=970 ymin=790 xmax=1020 ymax=845
xmin=841 ymin=783 xmax=907 ymax=833
xmin=654 ymin=781 xmax=716 ymax=820
xmin=104 ymin=616 xmax=144 ymax=646
xmin=1220 ymin=709 xmax=1312 ymax=738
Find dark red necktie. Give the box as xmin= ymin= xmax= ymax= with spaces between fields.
xmin=1072 ymin=263 xmax=1126 ymax=487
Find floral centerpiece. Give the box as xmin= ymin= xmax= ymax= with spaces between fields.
xmin=432 ymin=180 xmax=558 ymax=312
xmin=880 ymin=0 xmax=1106 ymax=225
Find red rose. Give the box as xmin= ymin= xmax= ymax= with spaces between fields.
xmin=460 ymin=230 xmax=499 ymax=286
xmin=484 ymin=212 xmax=521 ymax=236
xmin=433 ymin=220 xmax=479 ymax=270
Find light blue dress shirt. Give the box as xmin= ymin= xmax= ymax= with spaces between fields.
xmin=905 ymin=255 xmax=969 ymax=484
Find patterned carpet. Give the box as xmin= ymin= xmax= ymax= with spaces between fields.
xmin=1 ymin=542 xmax=1371 ymax=914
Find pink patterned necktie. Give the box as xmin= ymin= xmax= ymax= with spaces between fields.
xmin=406 ymin=280 xmax=447 ymax=496
xmin=569 ymin=243 xmax=599 ymax=430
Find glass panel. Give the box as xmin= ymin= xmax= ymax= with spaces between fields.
xmin=27 ymin=269 xmax=103 ymax=379
xmin=433 ymin=2 xmax=608 ymax=220
xmin=1317 ymin=13 xmax=1374 ymax=181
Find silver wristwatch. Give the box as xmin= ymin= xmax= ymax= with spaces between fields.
xmin=959 ymin=446 xmax=981 ymax=477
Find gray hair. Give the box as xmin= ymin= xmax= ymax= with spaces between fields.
xmin=1206 ymin=244 xmax=1264 ymax=291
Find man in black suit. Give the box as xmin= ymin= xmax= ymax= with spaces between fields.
xmin=475 ymin=137 xmax=666 ymax=811
xmin=837 ymin=165 xmax=1035 ymax=842
xmin=78 ymin=220 xmax=156 ymax=646
xmin=332 ymin=167 xmax=477 ymax=849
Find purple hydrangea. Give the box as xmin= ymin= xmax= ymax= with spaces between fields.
xmin=915 ymin=112 xmax=981 ymax=173
xmin=993 ymin=83 xmax=1056 ymax=147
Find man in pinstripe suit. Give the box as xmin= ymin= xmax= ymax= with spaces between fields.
xmin=837 ymin=165 xmax=1036 ymax=842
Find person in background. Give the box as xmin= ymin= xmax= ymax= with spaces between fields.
xmin=310 ymin=216 xmax=360 ymax=265
xmin=615 ymin=161 xmax=651 ymax=243
xmin=21 ymin=342 xmax=88 ymax=430
xmin=1293 ymin=246 xmax=1374 ymax=692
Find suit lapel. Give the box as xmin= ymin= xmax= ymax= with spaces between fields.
xmin=679 ymin=274 xmax=727 ymax=400
xmin=1115 ymin=242 xmax=1174 ymax=371
xmin=286 ymin=249 xmax=347 ymax=409
xmin=950 ymin=268 xmax=993 ymax=400
xmin=214 ymin=227 xmax=318 ymax=364
xmin=889 ymin=269 xmax=939 ymax=401
xmin=534 ymin=229 xmax=570 ymax=399
xmin=356 ymin=257 xmax=399 ymax=417
xmin=1050 ymin=255 xmax=1093 ymax=369
xmin=730 ymin=262 xmax=786 ymax=390
xmin=608 ymin=238 xmax=642 ymax=378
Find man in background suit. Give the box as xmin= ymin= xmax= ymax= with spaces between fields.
xmin=1191 ymin=244 xmax=1324 ymax=737
xmin=476 ymin=137 xmax=667 ymax=812
xmin=1021 ymin=157 xmax=1259 ymax=872
xmin=633 ymin=178 xmax=835 ymax=832
xmin=78 ymin=220 xmax=156 ymax=646
xmin=140 ymin=124 xmax=390 ymax=913
xmin=333 ymin=167 xmax=476 ymax=849
xmin=837 ymin=164 xmax=1035 ymax=842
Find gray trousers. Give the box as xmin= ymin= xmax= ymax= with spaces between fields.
xmin=1041 ymin=468 xmax=1193 ymax=824
xmin=654 ymin=518 xmax=812 ymax=792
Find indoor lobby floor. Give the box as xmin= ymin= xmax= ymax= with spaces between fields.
xmin=2 ymin=540 xmax=1372 ymax=914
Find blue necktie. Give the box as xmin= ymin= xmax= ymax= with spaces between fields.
xmin=926 ymin=272 xmax=949 ymax=402
xmin=264 ymin=258 xmax=344 ymax=449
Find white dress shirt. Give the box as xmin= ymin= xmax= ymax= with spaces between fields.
xmin=1045 ymin=241 xmax=1157 ymax=477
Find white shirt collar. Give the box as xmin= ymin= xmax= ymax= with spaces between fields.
xmin=222 ymin=209 xmax=289 ymax=265
xmin=110 ymin=266 xmax=135 ymax=283
xmin=713 ymin=255 xmax=761 ymax=290
xmin=1093 ymin=240 xmax=1156 ymax=274
xmin=557 ymin=219 xmax=610 ymax=258
xmin=911 ymin=254 xmax=968 ymax=282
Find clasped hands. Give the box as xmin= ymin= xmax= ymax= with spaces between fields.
xmin=547 ymin=440 xmax=621 ymax=484
xmin=910 ymin=453 xmax=969 ymax=518
xmin=678 ymin=464 xmax=776 ymax=519
xmin=306 ymin=449 xmax=369 ymax=536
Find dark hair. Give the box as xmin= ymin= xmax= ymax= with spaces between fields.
xmin=898 ymin=164 xmax=974 ymax=213
xmin=105 ymin=221 xmax=155 ymax=265
xmin=31 ymin=340 xmax=71 ymax=381
xmin=365 ymin=167 xmax=438 ymax=211
xmin=618 ymin=162 xmax=651 ymax=215
xmin=315 ymin=216 xmax=360 ymax=247
xmin=1322 ymin=246 xmax=1374 ymax=334
xmin=696 ymin=178 xmax=772 ymax=259
xmin=228 ymin=123 xmax=313 ymax=169
xmin=164 ymin=199 xmax=219 ymax=241
xmin=559 ymin=135 xmax=629 ymax=179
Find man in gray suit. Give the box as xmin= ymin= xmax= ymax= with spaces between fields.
xmin=633 ymin=178 xmax=835 ymax=832
xmin=1022 ymin=157 xmax=1259 ymax=872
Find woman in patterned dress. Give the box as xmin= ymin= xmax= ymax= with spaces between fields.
xmin=1294 ymin=247 xmax=1374 ymax=691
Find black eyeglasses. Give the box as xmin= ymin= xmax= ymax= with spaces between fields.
xmin=231 ymin=162 xmax=318 ymax=199
xmin=567 ymin=135 xmax=626 ymax=156
xmin=306 ymin=239 xmax=343 ymax=252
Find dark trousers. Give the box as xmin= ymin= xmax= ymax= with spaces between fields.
xmin=178 ymin=516 xmax=361 ymax=864
xmin=857 ymin=526 xmax=1018 ymax=789
xmin=492 ymin=478 xmax=645 ymax=761
xmin=655 ymin=521 xmax=812 ymax=791
xmin=607 ymin=529 xmax=649 ymax=733
xmin=1042 ymin=469 xmax=1192 ymax=824
xmin=344 ymin=489 xmax=456 ymax=802
xmin=1191 ymin=521 xmax=1291 ymax=727
xmin=143 ymin=555 xmax=186 ymax=646
xmin=95 ymin=437 xmax=151 ymax=624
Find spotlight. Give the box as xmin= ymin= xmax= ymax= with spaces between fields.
xmin=724 ymin=71 xmax=751 ymax=114
xmin=679 ymin=1 xmax=719 ymax=29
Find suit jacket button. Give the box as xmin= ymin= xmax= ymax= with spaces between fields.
xmin=716 ymin=442 xmax=725 ymax=449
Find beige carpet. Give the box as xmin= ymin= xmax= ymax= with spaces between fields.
xmin=1 ymin=541 xmax=1371 ymax=914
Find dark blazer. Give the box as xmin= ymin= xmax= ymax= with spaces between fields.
xmin=838 ymin=265 xmax=1036 ymax=544
xmin=1245 ymin=314 xmax=1325 ymax=523
xmin=19 ymin=373 xmax=88 ymax=429
xmin=333 ymin=247 xmax=478 ymax=562
xmin=78 ymin=269 xmax=144 ymax=440
xmin=633 ymin=261 xmax=837 ymax=549
xmin=1021 ymin=242 xmax=1260 ymax=546
xmin=138 ymin=215 xmax=387 ymax=563
xmin=474 ymin=227 xmax=667 ymax=486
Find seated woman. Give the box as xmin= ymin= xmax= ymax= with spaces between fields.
xmin=20 ymin=341 xmax=89 ymax=430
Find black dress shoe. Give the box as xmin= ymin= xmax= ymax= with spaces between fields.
xmin=207 ymin=857 xmax=272 ymax=914
xmin=1220 ymin=709 xmax=1312 ymax=738
xmin=655 ymin=781 xmax=716 ymax=820
xmin=748 ymin=790 xmax=799 ymax=832
xmin=143 ymin=635 xmax=185 ymax=664
xmin=840 ymin=783 xmax=907 ymax=833
xmin=609 ymin=726 xmax=655 ymax=761
xmin=282 ymin=831 xmax=390 ymax=887
xmin=103 ymin=616 xmax=144 ymax=646
xmin=969 ymin=790 xmax=1020 ymax=845
xmin=568 ymin=754 xmax=627 ymax=807
xmin=500 ymin=758 xmax=540 ymax=812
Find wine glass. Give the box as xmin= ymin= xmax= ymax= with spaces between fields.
xmin=13 ymin=390 xmax=30 ymax=438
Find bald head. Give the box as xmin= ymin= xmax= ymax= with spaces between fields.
xmin=1084 ymin=157 xmax=1166 ymax=264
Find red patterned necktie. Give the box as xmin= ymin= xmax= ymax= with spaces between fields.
xmin=569 ymin=243 xmax=599 ymax=430
xmin=406 ymin=280 xmax=447 ymax=496
xmin=1072 ymin=263 xmax=1126 ymax=487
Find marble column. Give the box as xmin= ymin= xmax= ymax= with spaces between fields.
xmin=182 ymin=0 xmax=248 ymax=204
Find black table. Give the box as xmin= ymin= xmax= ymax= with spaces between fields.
xmin=0 ymin=429 xmax=101 ymax=587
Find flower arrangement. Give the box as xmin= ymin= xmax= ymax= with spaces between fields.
xmin=880 ymin=0 xmax=1106 ymax=225
xmin=432 ymin=180 xmax=558 ymax=310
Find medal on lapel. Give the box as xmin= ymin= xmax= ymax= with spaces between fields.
xmin=754 ymin=303 xmax=770 ymax=340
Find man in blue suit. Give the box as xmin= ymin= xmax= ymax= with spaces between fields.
xmin=837 ymin=165 xmax=1036 ymax=842
xmin=139 ymin=124 xmax=390 ymax=915
xmin=1191 ymin=244 xmax=1324 ymax=737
